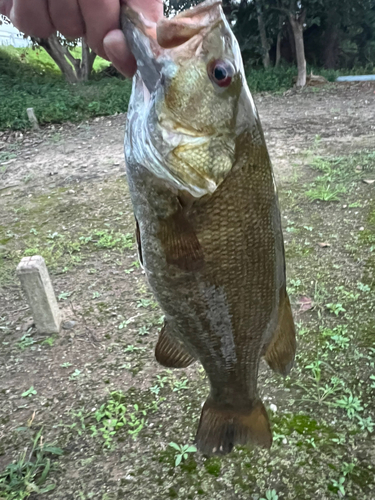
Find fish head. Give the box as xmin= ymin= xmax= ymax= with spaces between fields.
xmin=122 ymin=0 xmax=259 ymax=197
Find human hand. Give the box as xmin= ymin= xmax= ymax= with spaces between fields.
xmin=0 ymin=0 xmax=163 ymax=77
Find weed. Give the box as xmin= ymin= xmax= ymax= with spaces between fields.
xmin=17 ymin=334 xmax=35 ymax=351
xmin=42 ymin=337 xmax=55 ymax=347
xmin=93 ymin=230 xmax=133 ymax=250
xmin=90 ymin=392 xmax=148 ymax=447
xmin=322 ymin=326 xmax=350 ymax=350
xmin=69 ymin=369 xmax=82 ymax=381
xmin=306 ymin=184 xmax=346 ymax=202
xmin=326 ymin=303 xmax=346 ymax=316
xmin=138 ymin=325 xmax=149 ymax=336
xmin=60 ymin=362 xmax=72 ymax=368
xmin=333 ymin=393 xmax=363 ymax=419
xmin=0 ymin=429 xmax=63 ymax=498
xmin=124 ymin=345 xmax=145 ymax=353
xmin=136 ymin=299 xmax=157 ymax=309
xmin=21 ymin=387 xmax=37 ymax=398
xmin=168 ymin=442 xmax=197 ymax=467
xmin=260 ymin=490 xmax=279 ymax=500
xmin=357 ymin=282 xmax=371 ymax=293
xmin=354 ymin=415 xmax=374 ymax=432
xmin=173 ymin=379 xmax=189 ymax=392
xmin=331 ymin=476 xmax=346 ymax=496
xmin=58 ymin=291 xmax=72 ymax=301
xmin=287 ymin=278 xmax=302 ymax=295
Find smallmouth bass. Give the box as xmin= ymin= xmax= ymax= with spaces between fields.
xmin=122 ymin=0 xmax=296 ymax=455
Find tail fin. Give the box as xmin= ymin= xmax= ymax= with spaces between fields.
xmin=195 ymin=397 xmax=272 ymax=455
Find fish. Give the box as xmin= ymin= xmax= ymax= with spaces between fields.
xmin=121 ymin=0 xmax=296 ymax=455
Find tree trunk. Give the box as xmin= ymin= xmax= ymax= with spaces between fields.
xmin=255 ymin=0 xmax=270 ymax=68
xmin=288 ymin=13 xmax=306 ymax=88
xmin=275 ymin=29 xmax=282 ymax=67
xmin=323 ymin=26 xmax=339 ymax=69
xmin=32 ymin=35 xmax=96 ymax=83
xmin=285 ymin=20 xmax=296 ymax=62
xmin=275 ymin=14 xmax=284 ymax=68
xmin=78 ymin=39 xmax=97 ymax=81
xmin=34 ymin=34 xmax=78 ymax=83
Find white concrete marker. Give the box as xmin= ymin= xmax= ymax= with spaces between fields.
xmin=17 ymin=255 xmax=61 ymax=334
xmin=26 ymin=108 xmax=39 ymax=131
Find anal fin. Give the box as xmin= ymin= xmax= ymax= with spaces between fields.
xmin=155 ymin=321 xmax=196 ymax=369
xmin=264 ymin=288 xmax=296 ymax=376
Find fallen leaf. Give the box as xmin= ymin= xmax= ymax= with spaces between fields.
xmin=297 ymin=296 xmax=313 ymax=312
xmin=317 ymin=242 xmax=331 ymax=248
xmin=363 ymin=179 xmax=375 ymax=185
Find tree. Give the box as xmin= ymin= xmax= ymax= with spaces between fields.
xmin=1 ymin=15 xmax=96 ymax=82
xmin=32 ymin=34 xmax=96 ymax=83
xmin=254 ymin=0 xmax=271 ymax=68
xmin=272 ymin=0 xmax=309 ymax=87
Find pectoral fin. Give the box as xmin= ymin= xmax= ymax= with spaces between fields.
xmin=155 ymin=320 xmax=196 ymax=368
xmin=158 ymin=209 xmax=204 ymax=272
xmin=264 ymin=288 xmax=296 ymax=376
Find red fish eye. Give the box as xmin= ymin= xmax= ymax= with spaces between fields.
xmin=208 ymin=60 xmax=234 ymax=88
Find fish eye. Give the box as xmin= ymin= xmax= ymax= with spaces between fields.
xmin=208 ymin=59 xmax=234 ymax=88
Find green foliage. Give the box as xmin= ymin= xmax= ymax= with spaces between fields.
xmin=3 ymin=43 xmax=375 ymax=132
xmin=21 ymin=387 xmax=37 ymax=398
xmin=17 ymin=334 xmax=35 ymax=351
xmin=90 ymin=392 xmax=148 ymax=447
xmin=168 ymin=442 xmax=197 ymax=467
xmin=260 ymin=490 xmax=279 ymax=500
xmin=0 ymin=47 xmax=131 ymax=131
xmin=0 ymin=428 xmax=63 ymax=499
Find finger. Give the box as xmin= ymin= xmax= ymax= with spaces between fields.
xmin=48 ymin=0 xmax=85 ymax=39
xmin=10 ymin=0 xmax=54 ymax=38
xmin=103 ymin=29 xmax=136 ymax=78
xmin=79 ymin=0 xmax=119 ymax=59
xmin=0 ymin=0 xmax=12 ymax=17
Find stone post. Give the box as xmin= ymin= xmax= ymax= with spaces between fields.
xmin=26 ymin=108 xmax=40 ymax=131
xmin=17 ymin=255 xmax=61 ymax=334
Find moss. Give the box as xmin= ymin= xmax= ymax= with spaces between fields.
xmin=204 ymin=458 xmax=221 ymax=477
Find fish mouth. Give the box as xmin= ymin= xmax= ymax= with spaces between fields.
xmin=121 ymin=0 xmax=224 ymax=91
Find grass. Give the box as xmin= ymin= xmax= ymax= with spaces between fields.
xmin=304 ymin=152 xmax=375 ymax=203
xmin=0 ymin=205 xmax=135 ymax=285
xmin=0 ymin=46 xmax=132 ymax=130
xmin=1 ymin=45 xmax=374 ymax=130
xmin=0 ymin=428 xmax=63 ymax=499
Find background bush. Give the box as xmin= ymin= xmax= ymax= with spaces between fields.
xmin=1 ymin=46 xmax=374 ymax=131
xmin=0 ymin=47 xmax=132 ymax=130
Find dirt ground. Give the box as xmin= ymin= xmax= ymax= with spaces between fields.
xmin=0 ymin=82 xmax=375 ymax=500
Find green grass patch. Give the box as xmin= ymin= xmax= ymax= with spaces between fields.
xmin=1 ymin=45 xmax=374 ymax=130
xmin=305 ymin=151 xmax=375 ymax=202
xmin=0 ymin=428 xmax=63 ymax=499
xmin=0 ymin=46 xmax=131 ymax=130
